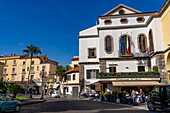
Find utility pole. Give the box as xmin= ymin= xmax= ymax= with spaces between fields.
xmin=40 ymin=70 xmax=45 ymax=99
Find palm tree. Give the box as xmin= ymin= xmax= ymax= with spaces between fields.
xmin=23 ymin=45 xmax=41 ymax=95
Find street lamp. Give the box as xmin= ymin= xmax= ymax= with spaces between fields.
xmin=40 ymin=69 xmax=46 ymax=99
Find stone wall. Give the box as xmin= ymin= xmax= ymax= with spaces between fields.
xmin=100 ymin=60 xmax=106 ymax=72
xmin=155 ymin=54 xmax=168 ymax=84
xmin=79 ymin=64 xmax=85 ymax=92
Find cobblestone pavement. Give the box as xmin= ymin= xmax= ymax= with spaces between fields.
xmin=17 ymin=97 xmax=167 ymax=113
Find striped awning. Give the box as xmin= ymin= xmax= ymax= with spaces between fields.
xmin=112 ymin=81 xmax=164 ymax=87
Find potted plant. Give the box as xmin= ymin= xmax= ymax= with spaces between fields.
xmin=99 ymin=91 xmax=105 ymax=101
xmin=121 ymin=91 xmax=127 ymax=104
xmin=112 ymin=91 xmax=118 ymax=103
xmin=105 ymin=91 xmax=111 ymax=102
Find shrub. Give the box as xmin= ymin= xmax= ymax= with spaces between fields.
xmin=153 ymin=66 xmax=158 ymax=73
xmin=105 ymin=91 xmax=112 ymax=96
xmin=112 ymin=91 xmax=118 ymax=96
xmin=121 ymin=91 xmax=126 ymax=96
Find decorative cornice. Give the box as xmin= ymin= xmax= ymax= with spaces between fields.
xmin=79 ymin=62 xmax=100 ymax=65
xmin=158 ymin=0 xmax=170 ymax=17
xmin=99 ymin=57 xmax=149 ymax=61
xmin=78 ymin=15 xmax=160 ymax=38
xmin=78 ymin=35 xmax=99 ymax=38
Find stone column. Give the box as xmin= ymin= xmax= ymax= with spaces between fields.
xmin=156 ymin=54 xmax=168 ymax=84
xmin=79 ymin=64 xmax=85 ymax=92
xmin=100 ymin=60 xmax=106 ymax=72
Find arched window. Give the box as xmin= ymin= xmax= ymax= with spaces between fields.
xmin=149 ymin=29 xmax=154 ymax=53
xmin=138 ymin=34 xmax=147 ymax=53
xmin=119 ymin=35 xmax=131 ymax=55
xmin=104 ymin=35 xmax=113 ymax=54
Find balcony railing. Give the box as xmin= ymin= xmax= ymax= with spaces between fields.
xmin=99 ymin=72 xmax=160 ymax=79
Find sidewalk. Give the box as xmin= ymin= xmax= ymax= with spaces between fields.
xmin=21 ymin=99 xmax=46 ymax=106
xmin=20 ymin=95 xmax=49 ymax=106
xmin=89 ymin=99 xmax=148 ymax=110
xmin=68 ymin=96 xmax=148 ymax=110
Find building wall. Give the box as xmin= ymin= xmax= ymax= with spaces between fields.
xmin=99 ymin=15 xmax=150 ymax=27
xmin=67 ymin=72 xmax=79 ymax=84
xmin=84 ymin=64 xmax=100 ymax=92
xmin=79 ymin=38 xmax=99 ymax=63
xmin=65 ymin=85 xmax=80 ymax=96
xmin=161 ymin=5 xmax=170 ymax=84
xmin=106 ymin=60 xmax=149 ymax=72
xmin=69 ymin=60 xmax=79 ymax=69
xmin=0 ymin=55 xmax=58 ymax=88
xmin=0 ymin=56 xmax=20 ymax=82
xmin=0 ymin=63 xmax=4 ymax=79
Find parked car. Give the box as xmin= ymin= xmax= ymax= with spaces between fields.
xmin=51 ymin=91 xmax=60 ymax=98
xmin=0 ymin=93 xmax=21 ymax=112
xmin=147 ymin=85 xmax=170 ymax=111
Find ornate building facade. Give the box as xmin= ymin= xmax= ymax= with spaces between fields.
xmin=78 ymin=1 xmax=170 ymax=93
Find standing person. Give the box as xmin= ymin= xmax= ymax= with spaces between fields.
xmin=118 ymin=90 xmax=122 ymax=103
xmin=126 ymin=92 xmax=131 ymax=104
xmin=131 ymin=89 xmax=137 ymax=106
xmin=139 ymin=89 xmax=144 ymax=103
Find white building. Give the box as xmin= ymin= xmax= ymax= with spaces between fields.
xmin=63 ymin=56 xmax=80 ymax=98
xmin=78 ymin=4 xmax=168 ymax=93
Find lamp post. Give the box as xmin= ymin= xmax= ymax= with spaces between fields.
xmin=40 ymin=70 xmax=45 ymax=99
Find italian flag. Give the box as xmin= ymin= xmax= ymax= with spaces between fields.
xmin=127 ymin=35 xmax=130 ymax=54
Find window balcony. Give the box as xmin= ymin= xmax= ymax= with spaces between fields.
xmin=3 ymin=73 xmax=8 ymax=76
xmin=99 ymin=72 xmax=160 ymax=79
xmin=11 ymin=73 xmax=17 ymax=75
xmin=22 ymin=71 xmax=26 ymax=74
xmin=30 ymin=71 xmax=35 ymax=74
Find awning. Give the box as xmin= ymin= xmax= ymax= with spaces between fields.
xmin=112 ymin=81 xmax=164 ymax=87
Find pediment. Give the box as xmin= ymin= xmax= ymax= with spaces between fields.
xmin=103 ymin=4 xmax=141 ymax=16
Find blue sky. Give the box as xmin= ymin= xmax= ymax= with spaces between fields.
xmin=0 ymin=0 xmax=165 ymax=66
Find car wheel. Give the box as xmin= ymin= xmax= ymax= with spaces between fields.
xmin=148 ymin=102 xmax=156 ymax=112
xmin=14 ymin=105 xmax=21 ymax=112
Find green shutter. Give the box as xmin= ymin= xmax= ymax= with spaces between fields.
xmin=96 ymin=70 xmax=99 ymax=79
xmin=87 ymin=70 xmax=90 ymax=79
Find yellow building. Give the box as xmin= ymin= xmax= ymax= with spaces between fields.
xmin=0 ymin=62 xmax=5 ymax=79
xmin=0 ymin=54 xmax=58 ymax=94
xmin=159 ymin=0 xmax=170 ymax=84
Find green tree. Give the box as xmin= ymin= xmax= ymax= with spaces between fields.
xmin=23 ymin=45 xmax=41 ymax=95
xmin=57 ymin=65 xmax=68 ymax=82
xmin=65 ymin=65 xmax=71 ymax=71
xmin=0 ymin=79 xmax=9 ymax=93
xmin=8 ymin=84 xmax=25 ymax=98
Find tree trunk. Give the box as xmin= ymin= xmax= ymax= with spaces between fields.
xmin=26 ymin=53 xmax=33 ymax=96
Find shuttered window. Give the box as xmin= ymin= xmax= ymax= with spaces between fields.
xmin=86 ymin=70 xmax=99 ymax=79
xmin=109 ymin=67 xmax=116 ymax=73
